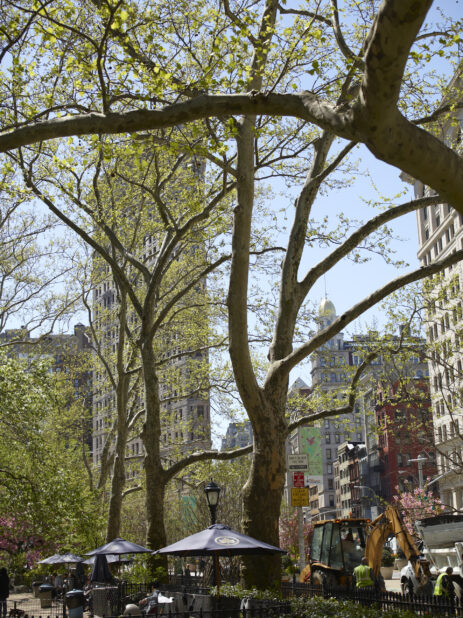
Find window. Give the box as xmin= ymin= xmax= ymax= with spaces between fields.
xmin=326 ymin=449 xmax=332 ymax=460
xmin=311 ymin=526 xmax=323 ymax=562
xmin=325 ymin=433 xmax=331 ymax=444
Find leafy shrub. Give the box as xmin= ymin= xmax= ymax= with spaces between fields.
xmin=381 ymin=548 xmax=395 ymax=567
xmin=290 ymin=596 xmax=420 ymax=617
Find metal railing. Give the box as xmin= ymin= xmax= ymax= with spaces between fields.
xmin=281 ymin=580 xmax=463 ymax=616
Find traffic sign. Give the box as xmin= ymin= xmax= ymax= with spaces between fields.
xmin=287 ymin=454 xmax=308 ymax=471
xmin=293 ymin=472 xmax=305 ymax=487
xmin=291 ymin=487 xmax=309 ymax=507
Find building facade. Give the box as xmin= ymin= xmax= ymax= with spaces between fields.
xmin=221 ymin=421 xmax=253 ymax=450
xmin=91 ymin=255 xmax=211 ymax=474
xmin=411 ymin=101 xmax=463 ymax=510
xmin=287 ymin=298 xmax=430 ymax=521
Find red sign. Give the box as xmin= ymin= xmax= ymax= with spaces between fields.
xmin=293 ymin=472 xmax=305 ymax=487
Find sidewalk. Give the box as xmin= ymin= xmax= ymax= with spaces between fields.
xmin=384 ymin=570 xmax=402 ymax=593
xmin=8 ymin=591 xmax=91 ymax=618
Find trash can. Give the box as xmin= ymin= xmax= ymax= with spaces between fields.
xmin=32 ymin=581 xmax=42 ymax=598
xmin=92 ymin=586 xmax=118 ymax=617
xmin=65 ymin=589 xmax=85 ymax=618
xmin=39 ymin=583 xmax=54 ymax=608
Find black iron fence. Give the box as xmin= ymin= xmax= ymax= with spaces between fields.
xmin=8 ymin=577 xmax=463 ymax=618
xmin=281 ymin=580 xmax=463 ymax=616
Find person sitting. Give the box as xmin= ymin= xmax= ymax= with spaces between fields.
xmin=138 ymin=585 xmax=160 ymax=615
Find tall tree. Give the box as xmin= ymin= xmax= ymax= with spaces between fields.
xmin=1 ymin=0 xmax=462 ymax=588
xmin=13 ymin=131 xmax=248 ymax=559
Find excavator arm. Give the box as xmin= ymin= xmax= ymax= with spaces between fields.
xmin=365 ymin=506 xmax=429 ymax=586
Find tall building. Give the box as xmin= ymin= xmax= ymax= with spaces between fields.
xmin=287 ymin=298 xmax=429 ymax=520
xmin=92 ymin=269 xmax=212 ymax=473
xmin=221 ymin=421 xmax=253 ymax=450
xmin=409 ymin=108 xmax=463 ymax=510
xmin=91 ymin=204 xmax=212 ymax=476
xmin=307 ymin=299 xmax=380 ymax=518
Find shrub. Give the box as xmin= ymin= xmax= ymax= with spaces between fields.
xmin=381 ymin=548 xmax=395 ymax=567
xmin=290 ymin=596 xmax=420 ymax=617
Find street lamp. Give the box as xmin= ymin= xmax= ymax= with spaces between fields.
xmin=353 ymin=485 xmax=378 ymax=518
xmin=204 ymin=480 xmax=221 ymax=587
xmin=409 ymin=456 xmax=428 ymax=489
xmin=204 ymin=480 xmax=221 ymax=524
xmin=354 ymin=485 xmax=376 ymax=496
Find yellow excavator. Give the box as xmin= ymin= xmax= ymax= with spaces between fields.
xmin=300 ymin=506 xmax=432 ymax=594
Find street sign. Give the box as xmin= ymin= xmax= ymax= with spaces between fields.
xmin=293 ymin=472 xmax=305 ymax=487
xmin=291 ymin=487 xmax=309 ymax=507
xmin=305 ymin=475 xmax=323 ymax=486
xmin=287 ymin=454 xmax=308 ymax=471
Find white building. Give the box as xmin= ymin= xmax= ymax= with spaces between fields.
xmin=412 ymin=147 xmax=463 ymax=510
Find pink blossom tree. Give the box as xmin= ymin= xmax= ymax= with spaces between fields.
xmin=0 ymin=516 xmax=48 ymax=569
xmin=392 ymin=482 xmax=444 ymax=536
xmin=279 ymin=509 xmax=313 ymax=568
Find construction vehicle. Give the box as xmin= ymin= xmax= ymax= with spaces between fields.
xmin=301 ymin=506 xmax=432 ymax=594
xmin=400 ymin=513 xmax=463 ymax=597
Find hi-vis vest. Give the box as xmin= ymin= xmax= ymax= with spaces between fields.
xmin=434 ymin=572 xmax=450 ymax=597
xmin=353 ymin=564 xmax=374 ymax=588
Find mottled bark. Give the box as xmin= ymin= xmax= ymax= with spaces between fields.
xmin=105 ymin=374 xmax=130 ymax=540
xmin=139 ymin=338 xmax=168 ymax=573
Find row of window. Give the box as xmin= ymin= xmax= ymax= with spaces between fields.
xmin=437 ymin=419 xmax=460 ymax=443
xmin=432 ymin=362 xmax=463 ymax=390
xmin=428 ymin=305 xmax=463 ymax=341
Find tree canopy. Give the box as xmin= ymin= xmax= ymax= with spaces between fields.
xmin=0 ymin=0 xmax=462 ymax=589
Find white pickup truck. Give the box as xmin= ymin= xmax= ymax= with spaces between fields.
xmin=400 ymin=514 xmax=463 ymax=596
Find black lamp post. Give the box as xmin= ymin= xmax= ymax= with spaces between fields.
xmin=204 ymin=480 xmax=221 ymax=525
xmin=204 ymin=480 xmax=221 ymax=586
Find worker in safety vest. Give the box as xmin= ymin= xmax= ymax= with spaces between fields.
xmin=353 ymin=557 xmax=375 ymax=590
xmin=434 ymin=567 xmax=454 ymax=599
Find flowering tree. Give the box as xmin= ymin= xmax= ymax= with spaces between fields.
xmin=392 ymin=482 xmax=444 ymax=536
xmin=0 ymin=516 xmax=48 ymax=570
xmin=279 ymin=509 xmax=313 ymax=569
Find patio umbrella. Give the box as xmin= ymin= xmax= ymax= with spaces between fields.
xmin=38 ymin=553 xmax=62 ymax=565
xmin=86 ymin=538 xmax=151 ymax=576
xmin=154 ymin=523 xmax=285 ymax=595
xmin=53 ymin=553 xmax=83 ymax=564
xmin=38 ymin=553 xmax=83 ymax=565
xmin=83 ymin=554 xmax=132 ymax=565
xmin=154 ymin=523 xmax=286 ymax=557
xmin=90 ymin=554 xmax=115 ymax=584
xmin=86 ymin=538 xmax=151 ymax=556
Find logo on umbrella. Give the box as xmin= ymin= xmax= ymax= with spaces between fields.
xmin=214 ymin=536 xmax=239 ymax=546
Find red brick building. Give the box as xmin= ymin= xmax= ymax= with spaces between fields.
xmin=375 ymin=378 xmax=437 ymax=501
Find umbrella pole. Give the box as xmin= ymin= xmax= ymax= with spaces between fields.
xmin=216 ymin=557 xmax=220 ymax=598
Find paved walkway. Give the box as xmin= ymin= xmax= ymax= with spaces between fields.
xmin=384 ymin=570 xmax=402 ymax=593
xmin=8 ymin=592 xmax=91 ymax=618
